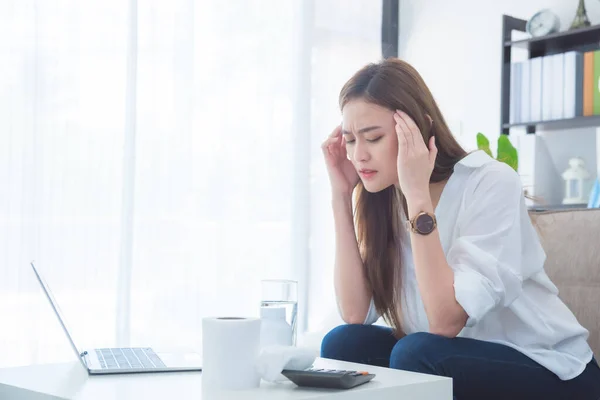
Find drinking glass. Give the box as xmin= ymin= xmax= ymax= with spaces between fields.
xmin=260 ymin=279 xmax=298 ymax=346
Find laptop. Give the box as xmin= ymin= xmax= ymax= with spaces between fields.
xmin=30 ymin=261 xmax=203 ymax=374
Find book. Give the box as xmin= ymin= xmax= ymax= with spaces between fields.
xmin=520 ymin=60 xmax=531 ymax=123
xmin=510 ymin=62 xmax=521 ymax=123
xmin=583 ymin=51 xmax=594 ymax=116
xmin=542 ymin=55 xmax=555 ymax=121
xmin=551 ymin=53 xmax=564 ymax=120
xmin=563 ymin=51 xmax=583 ymax=119
xmin=530 ymin=57 xmax=543 ymax=122
xmin=593 ymin=51 xmax=600 ymax=115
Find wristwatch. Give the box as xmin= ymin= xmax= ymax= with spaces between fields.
xmin=407 ymin=211 xmax=437 ymax=235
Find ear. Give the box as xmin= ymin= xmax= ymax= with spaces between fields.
xmin=428 ymin=135 xmax=438 ymax=165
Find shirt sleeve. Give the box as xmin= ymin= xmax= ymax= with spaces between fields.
xmin=447 ymin=163 xmax=531 ymax=328
xmin=335 ymin=297 xmax=380 ymax=325
xmin=363 ymin=297 xmax=380 ymax=325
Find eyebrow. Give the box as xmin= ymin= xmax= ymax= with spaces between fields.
xmin=342 ymin=125 xmax=382 ymax=135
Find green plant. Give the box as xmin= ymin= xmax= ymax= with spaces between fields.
xmin=476 ymin=132 xmax=518 ymax=172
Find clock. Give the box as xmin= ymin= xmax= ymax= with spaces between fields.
xmin=526 ymin=9 xmax=561 ymax=37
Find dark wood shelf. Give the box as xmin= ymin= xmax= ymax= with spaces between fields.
xmin=505 ymin=24 xmax=600 ymax=56
xmin=502 ymin=115 xmax=600 ymax=130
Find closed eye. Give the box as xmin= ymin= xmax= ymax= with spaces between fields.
xmin=345 ymin=137 xmax=381 ymax=144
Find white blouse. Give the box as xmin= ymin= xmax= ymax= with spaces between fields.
xmin=362 ymin=150 xmax=593 ymax=381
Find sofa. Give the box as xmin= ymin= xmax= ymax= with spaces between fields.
xmin=301 ymin=207 xmax=600 ymax=360
xmin=530 ymin=207 xmax=600 ymax=358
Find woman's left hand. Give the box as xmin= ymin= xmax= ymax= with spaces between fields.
xmin=394 ymin=110 xmax=437 ymax=202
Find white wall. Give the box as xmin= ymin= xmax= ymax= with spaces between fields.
xmin=305 ymin=1 xmax=600 ymax=337
xmin=398 ymin=0 xmax=600 ymax=204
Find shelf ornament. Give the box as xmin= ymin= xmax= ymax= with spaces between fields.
xmin=561 ymin=157 xmax=591 ymax=204
xmin=569 ymin=0 xmax=592 ymax=31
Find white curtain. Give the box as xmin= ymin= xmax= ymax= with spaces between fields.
xmin=0 ymin=0 xmax=383 ymax=367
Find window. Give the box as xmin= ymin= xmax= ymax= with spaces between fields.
xmin=0 ymin=0 xmax=392 ymax=367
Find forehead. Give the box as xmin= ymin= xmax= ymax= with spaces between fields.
xmin=342 ymin=99 xmax=393 ymax=129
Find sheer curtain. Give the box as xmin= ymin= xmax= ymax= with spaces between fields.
xmin=0 ymin=0 xmax=383 ymax=367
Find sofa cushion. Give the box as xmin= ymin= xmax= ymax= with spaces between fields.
xmin=530 ymin=208 xmax=600 ymax=359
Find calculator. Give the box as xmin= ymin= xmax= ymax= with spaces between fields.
xmin=281 ymin=367 xmax=376 ymax=390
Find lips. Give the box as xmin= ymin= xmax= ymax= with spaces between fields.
xmin=359 ymin=169 xmax=378 ymax=179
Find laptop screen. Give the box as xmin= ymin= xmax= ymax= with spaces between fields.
xmin=30 ymin=262 xmax=87 ymax=368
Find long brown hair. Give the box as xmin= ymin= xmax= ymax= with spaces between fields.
xmin=339 ymin=58 xmax=467 ymax=337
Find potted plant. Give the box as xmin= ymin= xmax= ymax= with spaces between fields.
xmin=476 ymin=132 xmax=518 ymax=172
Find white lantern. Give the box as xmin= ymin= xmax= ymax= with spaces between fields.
xmin=561 ymin=157 xmax=591 ymax=205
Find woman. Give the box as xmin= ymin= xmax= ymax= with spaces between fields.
xmin=319 ymin=58 xmax=600 ymax=399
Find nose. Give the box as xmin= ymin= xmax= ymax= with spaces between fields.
xmin=352 ymin=140 xmax=370 ymax=162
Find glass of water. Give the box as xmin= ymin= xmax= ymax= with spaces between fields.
xmin=260 ymin=279 xmax=298 ymax=346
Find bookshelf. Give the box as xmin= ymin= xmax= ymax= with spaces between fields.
xmin=503 ymin=115 xmax=600 ymax=130
xmin=500 ymin=15 xmax=600 ymax=135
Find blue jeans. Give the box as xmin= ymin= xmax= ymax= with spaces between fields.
xmin=321 ymin=324 xmax=600 ymax=400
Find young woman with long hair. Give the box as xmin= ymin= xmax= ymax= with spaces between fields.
xmin=320 ymin=58 xmax=600 ymax=399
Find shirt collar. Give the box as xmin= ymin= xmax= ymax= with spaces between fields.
xmin=455 ymin=150 xmax=494 ymax=170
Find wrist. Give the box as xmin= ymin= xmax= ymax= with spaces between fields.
xmin=331 ymin=192 xmax=353 ymax=210
xmin=406 ymin=194 xmax=434 ymax=218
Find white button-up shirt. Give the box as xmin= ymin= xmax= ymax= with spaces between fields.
xmin=363 ymin=150 xmax=593 ymax=380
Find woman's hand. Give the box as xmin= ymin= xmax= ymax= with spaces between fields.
xmin=321 ymin=125 xmax=360 ymax=198
xmin=394 ymin=110 xmax=437 ymax=203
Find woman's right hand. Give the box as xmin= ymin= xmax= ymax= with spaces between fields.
xmin=321 ymin=125 xmax=359 ymax=197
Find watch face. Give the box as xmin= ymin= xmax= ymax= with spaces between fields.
xmin=415 ymin=213 xmax=435 ymax=234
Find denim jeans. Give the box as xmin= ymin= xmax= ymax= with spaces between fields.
xmin=320 ymin=324 xmax=600 ymax=400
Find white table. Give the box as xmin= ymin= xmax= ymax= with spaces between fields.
xmin=0 ymin=357 xmax=452 ymax=400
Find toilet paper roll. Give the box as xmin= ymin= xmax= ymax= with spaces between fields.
xmin=202 ymin=317 xmax=262 ymax=390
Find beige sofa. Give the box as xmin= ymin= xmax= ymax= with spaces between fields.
xmin=301 ymin=207 xmax=600 ymax=361
xmin=530 ymin=207 xmax=600 ymax=358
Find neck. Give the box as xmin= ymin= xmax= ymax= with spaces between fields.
xmin=394 ymin=178 xmax=448 ymax=218
xmin=429 ymin=179 xmax=448 ymax=210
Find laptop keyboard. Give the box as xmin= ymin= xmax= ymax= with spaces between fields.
xmin=95 ymin=348 xmax=166 ymax=369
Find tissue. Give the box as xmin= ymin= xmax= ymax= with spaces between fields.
xmin=256 ymin=345 xmax=317 ymax=382
xmin=202 ymin=317 xmax=262 ymax=390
